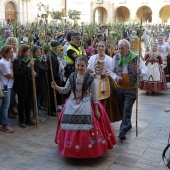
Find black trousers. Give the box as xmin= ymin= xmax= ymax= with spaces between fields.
xmin=117 ymin=88 xmax=136 ymax=135
xmin=17 ymin=91 xmax=33 ymax=124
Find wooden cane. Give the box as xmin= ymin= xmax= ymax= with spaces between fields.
xmin=41 ymin=39 xmax=50 ymax=117
xmin=48 ymin=46 xmax=58 ymax=118
xmin=29 ymin=44 xmax=39 ymax=128
xmin=136 ymin=18 xmax=142 ymax=137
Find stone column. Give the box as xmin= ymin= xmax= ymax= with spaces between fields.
xmin=130 ymin=8 xmax=137 ymax=22
xmin=152 ymin=11 xmax=160 ymax=24
xmin=107 ymin=2 xmax=114 ymax=23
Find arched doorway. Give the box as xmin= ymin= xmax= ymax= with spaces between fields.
xmin=115 ymin=6 xmax=130 ymax=23
xmin=159 ymin=5 xmax=170 ymax=24
xmin=94 ymin=7 xmax=107 ymax=24
xmin=5 ymin=1 xmax=17 ymax=24
xmin=136 ymin=6 xmax=152 ymax=23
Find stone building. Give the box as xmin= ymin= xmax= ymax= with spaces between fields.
xmin=0 ymin=0 xmax=61 ymax=25
xmin=91 ymin=0 xmax=170 ymax=24
xmin=0 ymin=0 xmax=170 ymax=25
xmin=0 ymin=0 xmax=39 ymax=25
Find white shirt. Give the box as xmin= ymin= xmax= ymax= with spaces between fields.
xmin=0 ymin=58 xmax=14 ymax=89
xmin=87 ymin=54 xmax=113 ymax=76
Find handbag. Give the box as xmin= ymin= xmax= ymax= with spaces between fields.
xmin=0 ymin=88 xmax=5 ymax=98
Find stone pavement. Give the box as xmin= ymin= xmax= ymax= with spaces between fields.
xmin=1 ymin=90 xmax=170 ymax=170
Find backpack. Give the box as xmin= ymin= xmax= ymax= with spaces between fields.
xmin=162 ymin=133 xmax=170 ymax=169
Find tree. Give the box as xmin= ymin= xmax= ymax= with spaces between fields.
xmin=37 ymin=2 xmax=50 ymax=24
xmin=68 ymin=9 xmax=81 ymax=24
xmin=50 ymin=10 xmax=63 ymax=23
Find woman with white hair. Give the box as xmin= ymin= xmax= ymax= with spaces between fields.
xmin=5 ymin=37 xmax=18 ymax=59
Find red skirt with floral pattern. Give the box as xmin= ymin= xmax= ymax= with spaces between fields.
xmin=54 ymin=101 xmax=116 ymax=158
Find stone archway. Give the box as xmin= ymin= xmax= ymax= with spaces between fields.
xmin=115 ymin=6 xmax=130 ymax=23
xmin=5 ymin=1 xmax=17 ymax=24
xmin=159 ymin=5 xmax=170 ymax=24
xmin=94 ymin=7 xmax=107 ymax=24
xmin=136 ymin=6 xmax=152 ymax=23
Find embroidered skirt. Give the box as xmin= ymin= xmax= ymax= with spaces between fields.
xmin=54 ymin=101 xmax=116 ymax=158
xmin=100 ymin=76 xmax=122 ymax=122
xmin=139 ymin=63 xmax=168 ymax=91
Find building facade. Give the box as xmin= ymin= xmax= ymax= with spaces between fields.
xmin=0 ymin=0 xmax=170 ymax=25
xmin=0 ymin=0 xmax=62 ymax=26
xmin=91 ymin=0 xmax=170 ymax=24
xmin=0 ymin=0 xmax=39 ymax=25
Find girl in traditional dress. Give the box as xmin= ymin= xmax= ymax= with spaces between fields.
xmin=51 ymin=56 xmax=116 ymax=158
xmin=87 ymin=41 xmax=122 ymax=122
xmin=139 ymin=43 xmax=167 ymax=94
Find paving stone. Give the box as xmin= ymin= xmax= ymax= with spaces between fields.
xmin=134 ymin=162 xmax=157 ymax=170
xmin=114 ymin=155 xmax=138 ymax=168
xmin=140 ymin=150 xmax=162 ymax=162
xmin=0 ymin=90 xmax=170 ymax=169
xmin=107 ymin=163 xmax=132 ymax=170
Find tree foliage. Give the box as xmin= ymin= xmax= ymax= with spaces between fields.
xmin=68 ymin=9 xmax=81 ymax=23
xmin=50 ymin=10 xmax=63 ymax=21
xmin=37 ymin=2 xmax=50 ymax=24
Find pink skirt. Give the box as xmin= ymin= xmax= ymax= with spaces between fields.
xmin=54 ymin=101 xmax=116 ymax=158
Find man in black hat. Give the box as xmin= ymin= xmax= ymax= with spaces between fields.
xmin=64 ymin=32 xmax=83 ymax=78
xmin=47 ymin=41 xmax=63 ymax=115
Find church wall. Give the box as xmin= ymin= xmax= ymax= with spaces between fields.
xmin=0 ymin=0 xmax=170 ymax=25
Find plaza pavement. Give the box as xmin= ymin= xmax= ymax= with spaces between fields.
xmin=0 ymin=89 xmax=170 ymax=170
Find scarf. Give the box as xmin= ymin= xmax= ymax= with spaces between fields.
xmin=21 ymin=58 xmax=30 ymax=63
xmin=33 ymin=57 xmax=42 ymax=62
xmin=118 ymin=50 xmax=137 ymax=67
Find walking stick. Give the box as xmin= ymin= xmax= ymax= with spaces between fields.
xmin=29 ymin=40 xmax=39 ymax=128
xmin=48 ymin=45 xmax=58 ymax=118
xmin=136 ymin=18 xmax=142 ymax=137
xmin=41 ymin=39 xmax=50 ymax=117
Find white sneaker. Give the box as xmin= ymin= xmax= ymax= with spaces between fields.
xmin=57 ymin=105 xmax=63 ymax=111
xmin=39 ymin=117 xmax=47 ymax=121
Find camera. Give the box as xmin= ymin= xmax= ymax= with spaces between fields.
xmin=4 ymin=85 xmax=8 ymax=92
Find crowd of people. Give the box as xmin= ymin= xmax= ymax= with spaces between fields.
xmin=0 ymin=22 xmax=170 ymax=158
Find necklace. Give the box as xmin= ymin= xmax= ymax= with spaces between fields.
xmin=77 ymin=73 xmax=85 ymax=78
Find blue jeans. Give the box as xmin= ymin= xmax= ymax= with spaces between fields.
xmin=0 ymin=88 xmax=12 ymax=126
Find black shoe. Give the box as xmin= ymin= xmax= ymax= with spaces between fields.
xmin=50 ymin=112 xmax=57 ymax=117
xmin=125 ymin=124 xmax=132 ymax=132
xmin=25 ymin=120 xmax=35 ymax=126
xmin=19 ymin=123 xmax=26 ymax=128
xmin=118 ymin=134 xmax=126 ymax=140
xmin=146 ymin=91 xmax=150 ymax=95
